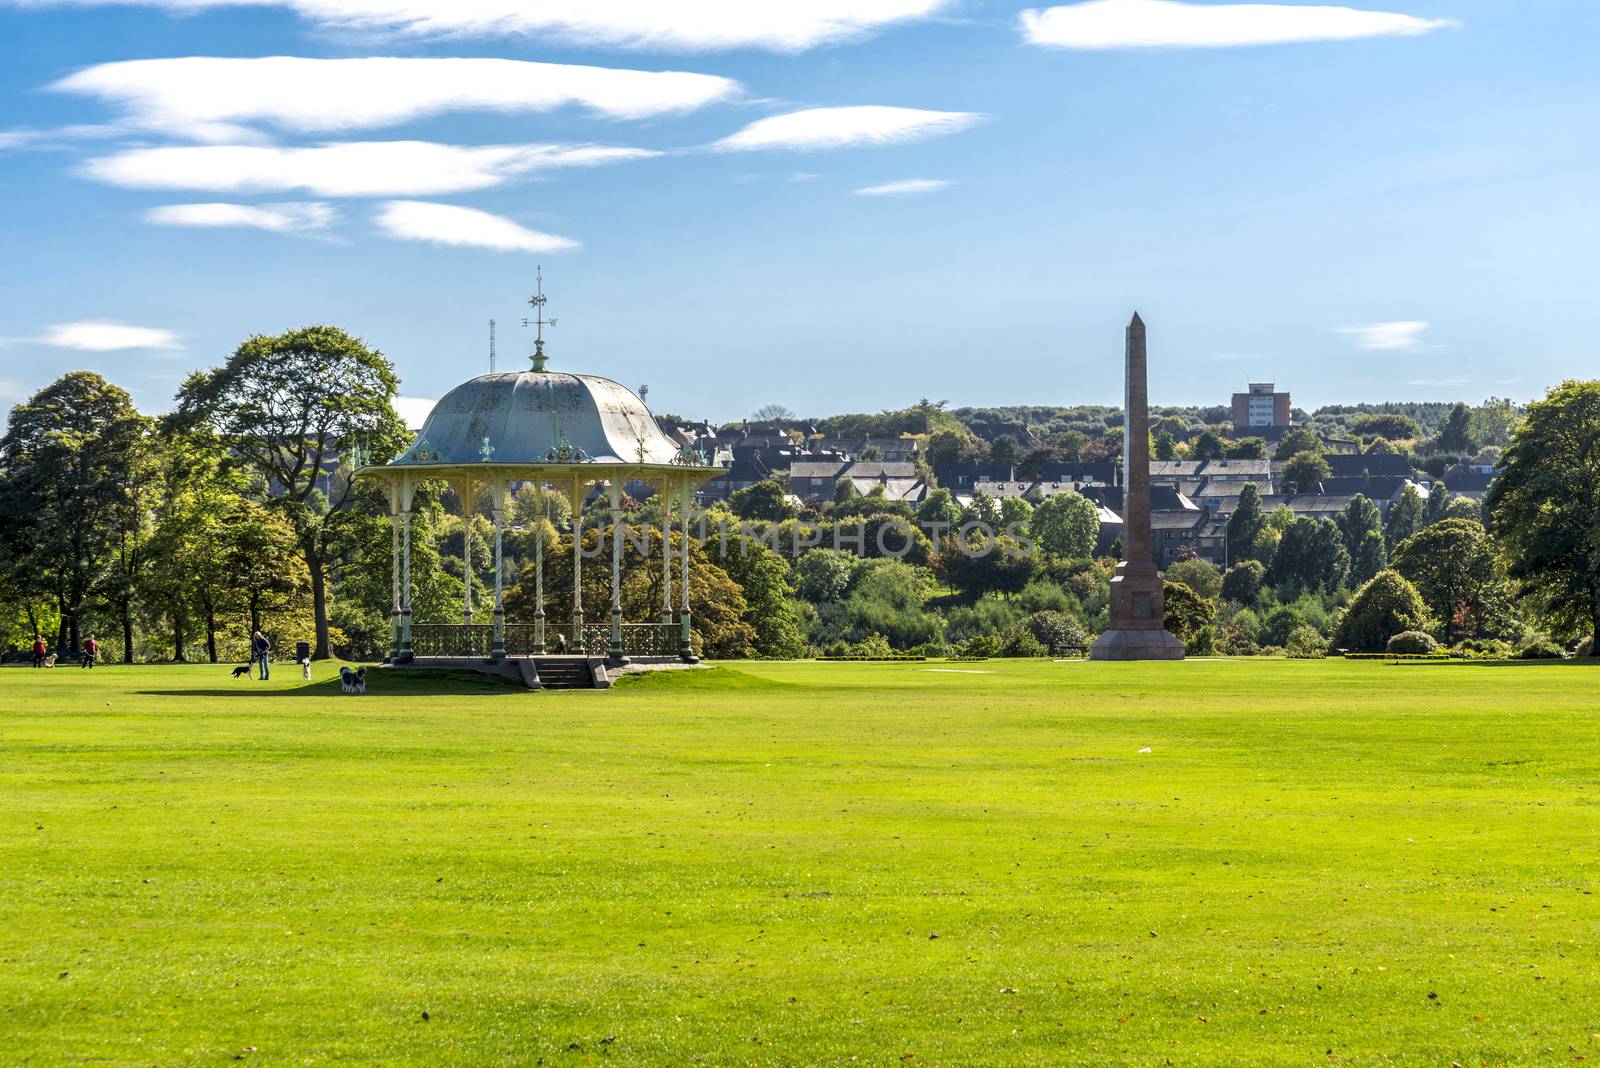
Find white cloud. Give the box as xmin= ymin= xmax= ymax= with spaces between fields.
xmin=145 ymin=201 xmax=336 ymax=234
xmin=853 ymin=178 xmax=953 ymax=196
xmin=80 ymin=141 xmax=656 ymax=197
xmin=713 ymin=106 xmax=984 ymax=152
xmin=12 ymin=0 xmax=946 ymax=51
xmin=40 ymin=321 xmax=181 ymax=351
xmin=1336 ymin=320 xmax=1430 ymax=351
xmin=393 ymin=395 xmax=437 ymax=429
xmin=52 ymin=57 xmax=740 ymax=142
xmin=375 ymin=201 xmax=579 ymax=254
xmin=1021 ymin=0 xmax=1456 ymax=49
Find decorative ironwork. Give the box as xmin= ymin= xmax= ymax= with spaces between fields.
xmin=398 ymin=435 xmax=439 ymax=465
xmin=479 ymin=436 xmax=496 ymax=462
xmin=401 ymin=621 xmax=680 ymax=658
xmin=545 ymin=438 xmax=589 ymax=463
xmin=672 ymin=442 xmax=707 ymax=467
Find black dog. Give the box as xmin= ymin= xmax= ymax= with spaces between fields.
xmin=339 ymin=666 xmax=367 ymax=694
xmin=231 ymin=665 xmax=252 ymax=679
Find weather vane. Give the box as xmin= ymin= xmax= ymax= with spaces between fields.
xmin=523 ymin=266 xmax=556 ymax=372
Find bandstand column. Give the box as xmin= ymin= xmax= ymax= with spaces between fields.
xmin=679 ymin=479 xmax=697 ymax=663
xmin=533 ymin=480 xmax=546 ymax=655
xmin=400 ymin=505 xmax=415 ymax=662
xmin=388 ymin=482 xmax=402 ymax=662
xmin=660 ymin=478 xmax=674 ymax=625
xmin=460 ymin=480 xmax=474 ymax=627
xmin=490 ymin=478 xmax=506 ymax=661
xmin=570 ymin=477 xmax=584 ymax=651
xmin=607 ymin=478 xmax=626 ymax=664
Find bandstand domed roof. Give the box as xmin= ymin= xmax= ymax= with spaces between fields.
xmin=394 ymin=369 xmax=685 ymax=468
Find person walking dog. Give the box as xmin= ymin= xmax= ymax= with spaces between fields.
xmin=32 ymin=635 xmax=47 ymax=668
xmin=81 ymin=633 xmax=98 ymax=669
xmin=252 ymin=630 xmax=271 ymax=680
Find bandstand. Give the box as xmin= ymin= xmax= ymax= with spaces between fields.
xmin=354 ymin=280 xmax=720 ymax=675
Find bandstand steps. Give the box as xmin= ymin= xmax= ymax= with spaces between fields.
xmin=533 ymin=659 xmax=594 ymax=690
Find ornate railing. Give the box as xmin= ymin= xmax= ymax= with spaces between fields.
xmin=405 ymin=620 xmax=684 ymax=658
xmin=409 ymin=623 xmax=494 ymax=659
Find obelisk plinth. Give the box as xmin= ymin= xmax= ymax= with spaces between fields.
xmin=1090 ymin=312 xmax=1186 ymax=661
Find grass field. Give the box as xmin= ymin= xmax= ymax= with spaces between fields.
xmin=3 ymin=658 xmax=1600 ymax=1065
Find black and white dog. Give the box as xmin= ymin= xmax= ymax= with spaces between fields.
xmin=231 ymin=664 xmax=252 ymax=679
xmin=339 ymin=666 xmax=367 ymax=694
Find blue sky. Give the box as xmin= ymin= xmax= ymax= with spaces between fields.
xmin=1 ymin=0 xmax=1595 ymax=427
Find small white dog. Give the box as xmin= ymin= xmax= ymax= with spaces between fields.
xmin=300 ymin=657 xmax=312 ymax=680
xmin=42 ymin=653 xmax=57 ymax=668
xmin=339 ymin=666 xmax=367 ymax=694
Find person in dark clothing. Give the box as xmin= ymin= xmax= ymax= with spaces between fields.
xmin=81 ymin=634 xmax=98 ymax=669
xmin=32 ymin=635 xmax=46 ymax=668
xmin=252 ymin=630 xmax=271 ymax=680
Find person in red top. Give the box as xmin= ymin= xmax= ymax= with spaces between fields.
xmin=81 ymin=633 xmax=98 ymax=669
xmin=32 ymin=635 xmax=47 ymax=668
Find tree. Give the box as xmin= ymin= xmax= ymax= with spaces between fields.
xmin=172 ymin=326 xmax=407 ymax=659
xmin=1422 ymin=485 xmax=1454 ymax=527
xmin=1364 ymin=436 xmax=1400 ymax=456
xmin=0 ymin=372 xmax=148 ymax=657
xmin=1220 ymin=560 xmax=1265 ymax=606
xmin=1153 ymin=431 xmax=1175 ymax=461
xmin=702 ymin=533 xmax=807 ymax=658
xmin=1350 ymin=413 xmax=1420 ymax=441
xmin=1335 ymin=570 xmax=1432 ymax=652
xmin=1350 ymin=529 xmax=1388 ymax=586
xmin=1436 ymin=402 xmax=1475 ymax=455
xmin=793 ymin=548 xmax=856 ymax=603
xmin=1269 ymin=517 xmax=1349 ymax=595
xmin=1226 ymin=482 xmax=1266 ymax=563
xmin=1162 ymin=580 xmax=1214 ymax=645
xmin=1282 ymin=451 xmax=1331 ymax=495
xmin=750 ymin=403 xmax=795 ymax=423
xmin=729 ymin=480 xmax=798 ymax=522
xmin=989 ymin=434 xmax=1023 ymax=465
xmin=1338 ymin=495 xmax=1385 ymax=561
xmin=1391 ymin=518 xmax=1497 ymax=643
xmin=923 ymin=427 xmax=976 ymax=469
xmin=1191 ymin=430 xmax=1227 ymax=461
xmin=1469 ymin=397 xmax=1522 ymax=448
xmin=916 ymin=488 xmax=961 ymax=530
xmin=1225 ymin=437 xmax=1268 ymax=460
xmin=1385 ymin=484 xmax=1424 ymax=546
xmin=1030 ymin=492 xmax=1099 ymax=559
xmin=1273 ymin=426 xmax=1323 ymax=461
xmin=1166 ymin=557 xmax=1221 ymax=600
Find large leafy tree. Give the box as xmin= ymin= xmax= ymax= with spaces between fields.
xmin=1335 ymin=570 xmax=1432 ymax=652
xmin=0 ymin=372 xmax=147 ymax=655
xmin=1225 ymin=482 xmax=1266 ymax=563
xmin=1268 ymin=517 xmax=1349 ymax=595
xmin=1385 ymin=484 xmax=1424 ymax=547
xmin=1273 ymin=426 xmax=1323 ymax=461
xmin=1391 ymin=518 xmax=1497 ymax=643
xmin=1029 ymin=491 xmax=1098 ymax=559
xmin=1282 ymin=450 xmax=1331 ymax=495
xmin=172 ymin=326 xmax=407 ymax=658
xmin=1436 ymin=402 xmax=1476 ymax=455
xmin=1487 ymin=380 xmax=1600 ymax=650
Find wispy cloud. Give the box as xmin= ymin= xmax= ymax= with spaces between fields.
xmin=1336 ymin=320 xmax=1431 ymax=351
xmin=52 ymin=57 xmax=740 ymax=142
xmin=1021 ymin=0 xmax=1457 ymax=49
xmin=40 ymin=321 xmax=181 ymax=351
xmin=0 ymin=123 xmax=125 ymax=152
xmin=145 ymin=202 xmax=336 ymax=234
xmin=713 ymin=106 xmax=983 ymax=152
xmin=394 ymin=395 xmax=437 ymax=429
xmin=80 ymin=141 xmax=656 ymax=197
xmin=14 ymin=0 xmax=947 ymax=52
xmin=853 ymin=178 xmax=953 ymax=196
xmin=375 ymin=201 xmax=579 ymax=253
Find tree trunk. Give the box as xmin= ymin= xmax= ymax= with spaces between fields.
xmin=68 ymin=610 xmax=80 ymax=660
xmin=1591 ymin=585 xmax=1600 ymax=657
xmin=205 ymin=606 xmax=218 ymax=663
xmin=121 ymin=597 xmax=135 ymax=664
xmin=172 ymin=608 xmax=186 ymax=662
xmin=249 ymin=596 xmax=261 ymax=637
xmin=305 ymin=537 xmax=330 ymax=660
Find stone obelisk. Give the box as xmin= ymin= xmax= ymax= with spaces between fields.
xmin=1090 ymin=313 xmax=1186 ymax=661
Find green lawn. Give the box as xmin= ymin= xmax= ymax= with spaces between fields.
xmin=3 ymin=658 xmax=1600 ymax=1065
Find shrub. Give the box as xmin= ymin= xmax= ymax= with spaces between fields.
xmin=1024 ymin=610 xmax=1089 ymax=657
xmin=1386 ymin=630 xmax=1438 ymax=655
xmin=1517 ymin=640 xmax=1566 ymax=660
xmin=1259 ymin=605 xmax=1306 ymax=648
xmin=1162 ymin=580 xmax=1215 ymax=645
xmin=996 ymin=627 xmax=1049 ymax=659
xmin=1220 ymin=560 xmax=1266 ymax=606
xmin=1335 ymin=570 xmax=1432 ymax=653
xmin=1186 ymin=626 xmax=1216 ymax=657
xmin=1285 ymin=626 xmax=1327 ymax=659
